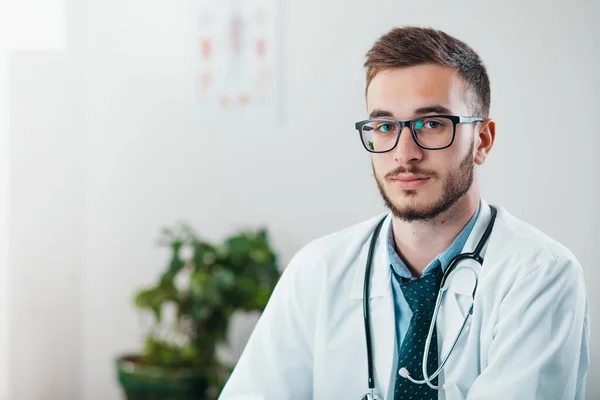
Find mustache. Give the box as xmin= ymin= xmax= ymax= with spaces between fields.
xmin=384 ymin=166 xmax=438 ymax=180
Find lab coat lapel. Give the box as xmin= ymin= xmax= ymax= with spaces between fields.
xmin=437 ymin=199 xmax=493 ymax=373
xmin=349 ymin=214 xmax=397 ymax=399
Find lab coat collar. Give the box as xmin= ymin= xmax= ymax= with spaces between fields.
xmin=348 ymin=197 xmax=493 ymax=300
xmin=447 ymin=197 xmax=494 ymax=299
xmin=349 ymin=212 xmax=393 ymax=300
xmin=460 ymin=198 xmax=493 ymax=258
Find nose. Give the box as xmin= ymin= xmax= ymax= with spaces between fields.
xmin=391 ymin=125 xmax=423 ymax=164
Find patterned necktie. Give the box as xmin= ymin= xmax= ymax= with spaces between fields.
xmin=393 ymin=266 xmax=443 ymax=400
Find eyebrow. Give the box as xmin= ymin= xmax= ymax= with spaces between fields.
xmin=369 ymin=105 xmax=453 ymax=119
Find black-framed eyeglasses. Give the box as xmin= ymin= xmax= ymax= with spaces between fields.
xmin=354 ymin=115 xmax=484 ymax=153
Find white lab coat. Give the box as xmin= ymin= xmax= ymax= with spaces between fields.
xmin=219 ymin=199 xmax=590 ymax=400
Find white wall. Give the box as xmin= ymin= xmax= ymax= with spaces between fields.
xmin=5 ymin=4 xmax=80 ymax=400
xmin=0 ymin=29 xmax=11 ymax=400
xmin=6 ymin=0 xmax=599 ymax=399
xmin=3 ymin=1 xmax=71 ymax=399
xmin=9 ymin=50 xmax=83 ymax=400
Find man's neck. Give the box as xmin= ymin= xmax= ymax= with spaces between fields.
xmin=391 ymin=190 xmax=480 ymax=277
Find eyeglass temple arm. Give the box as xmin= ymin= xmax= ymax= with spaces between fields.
xmin=459 ymin=116 xmax=484 ymax=123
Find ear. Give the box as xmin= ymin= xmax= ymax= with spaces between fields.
xmin=474 ymin=119 xmax=495 ymax=165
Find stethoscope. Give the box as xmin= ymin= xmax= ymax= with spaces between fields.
xmin=361 ymin=205 xmax=497 ymax=400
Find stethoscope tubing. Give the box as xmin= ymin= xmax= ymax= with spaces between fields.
xmin=362 ymin=205 xmax=497 ymax=397
xmin=363 ymin=215 xmax=387 ymax=392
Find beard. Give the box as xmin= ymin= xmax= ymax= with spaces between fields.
xmin=373 ymin=143 xmax=475 ymax=222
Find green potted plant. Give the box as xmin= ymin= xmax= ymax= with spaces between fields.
xmin=116 ymin=222 xmax=281 ymax=399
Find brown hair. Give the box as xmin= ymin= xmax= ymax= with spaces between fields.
xmin=365 ymin=26 xmax=491 ymax=117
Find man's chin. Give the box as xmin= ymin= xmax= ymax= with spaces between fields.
xmin=393 ymin=202 xmax=432 ymax=215
xmin=388 ymin=184 xmax=431 ymax=199
xmin=383 ymin=188 xmax=445 ymax=220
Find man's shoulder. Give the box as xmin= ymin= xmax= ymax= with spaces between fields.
xmin=306 ymin=213 xmax=388 ymax=249
xmin=286 ymin=213 xmax=388 ymax=273
xmin=491 ymin=204 xmax=582 ymax=272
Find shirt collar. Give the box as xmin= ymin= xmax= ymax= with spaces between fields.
xmin=387 ymin=202 xmax=481 ymax=280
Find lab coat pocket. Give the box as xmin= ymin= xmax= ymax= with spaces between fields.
xmin=447 ymin=264 xmax=478 ymax=319
xmin=454 ymin=292 xmax=472 ymax=319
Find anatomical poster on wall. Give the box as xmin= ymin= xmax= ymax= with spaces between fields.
xmin=194 ymin=0 xmax=280 ymax=121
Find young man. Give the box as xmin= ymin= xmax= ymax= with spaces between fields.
xmin=219 ymin=26 xmax=589 ymax=400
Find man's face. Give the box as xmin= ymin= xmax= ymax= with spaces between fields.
xmin=366 ymin=64 xmax=477 ymax=222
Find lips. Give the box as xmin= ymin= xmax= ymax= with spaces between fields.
xmin=392 ymin=173 xmax=430 ymax=181
xmin=389 ymin=174 xmax=431 ymax=189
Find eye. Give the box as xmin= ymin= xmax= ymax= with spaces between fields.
xmin=415 ymin=118 xmax=445 ymax=130
xmin=375 ymin=123 xmax=395 ymax=133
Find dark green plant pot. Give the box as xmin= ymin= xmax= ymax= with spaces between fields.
xmin=116 ymin=355 xmax=210 ymax=400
